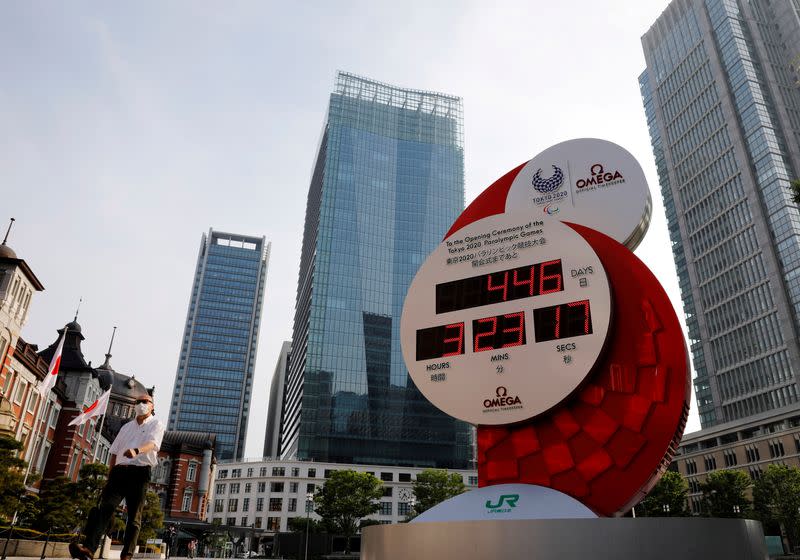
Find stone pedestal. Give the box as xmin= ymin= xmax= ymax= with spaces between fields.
xmin=362 ymin=518 xmax=768 ymax=560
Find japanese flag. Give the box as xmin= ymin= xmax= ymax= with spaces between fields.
xmin=69 ymin=388 xmax=111 ymax=426
xmin=38 ymin=327 xmax=66 ymax=396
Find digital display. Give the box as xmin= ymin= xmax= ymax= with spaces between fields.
xmin=473 ymin=312 xmax=526 ymax=353
xmin=436 ymin=260 xmax=564 ymax=314
xmin=415 ymin=322 xmax=465 ymax=361
xmin=533 ymin=300 xmax=593 ymax=342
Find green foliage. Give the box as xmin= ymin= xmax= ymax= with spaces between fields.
xmin=637 ymin=471 xmax=689 ymax=516
xmin=35 ymin=476 xmax=82 ymax=532
xmin=35 ymin=463 xmax=109 ymax=533
xmin=700 ymin=470 xmax=752 ymax=518
xmin=138 ymin=492 xmax=164 ymax=544
xmin=287 ymin=517 xmax=324 ymax=534
xmin=753 ymin=464 xmax=800 ymax=548
xmin=0 ymin=435 xmax=27 ymax=524
xmin=411 ymin=469 xmax=466 ymax=515
xmin=790 ymin=179 xmax=800 ymax=205
xmin=313 ymin=470 xmax=383 ymax=552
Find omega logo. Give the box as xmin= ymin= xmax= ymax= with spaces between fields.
xmin=483 ymin=386 xmax=522 ymax=409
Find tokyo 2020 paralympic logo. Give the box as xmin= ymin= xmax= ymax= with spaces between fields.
xmin=532 ymin=165 xmax=564 ymax=193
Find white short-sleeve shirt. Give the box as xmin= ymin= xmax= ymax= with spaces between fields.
xmin=110 ymin=414 xmax=166 ymax=467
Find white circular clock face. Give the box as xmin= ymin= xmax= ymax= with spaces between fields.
xmin=401 ymin=212 xmax=612 ymax=425
xmin=504 ymin=138 xmax=652 ymax=250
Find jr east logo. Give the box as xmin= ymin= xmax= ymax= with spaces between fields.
xmin=485 ymin=494 xmax=520 ymax=514
xmin=531 ymin=165 xmax=568 ymax=207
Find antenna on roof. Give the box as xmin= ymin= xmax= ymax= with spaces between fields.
xmin=2 ymin=218 xmax=15 ymax=245
xmin=102 ymin=326 xmax=117 ymax=369
xmin=74 ymin=297 xmax=82 ymax=322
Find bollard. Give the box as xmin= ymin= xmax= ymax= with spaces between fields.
xmin=40 ymin=528 xmax=52 ymax=560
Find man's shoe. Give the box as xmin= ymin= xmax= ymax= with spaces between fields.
xmin=69 ymin=541 xmax=94 ymax=560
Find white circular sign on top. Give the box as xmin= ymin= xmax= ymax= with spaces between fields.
xmin=400 ymin=212 xmax=612 ymax=425
xmin=505 ymin=138 xmax=652 ymax=250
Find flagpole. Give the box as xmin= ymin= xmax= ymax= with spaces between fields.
xmin=92 ymin=413 xmax=107 ymax=462
xmin=22 ymin=394 xmax=49 ymax=486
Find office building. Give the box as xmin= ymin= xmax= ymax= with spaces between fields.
xmin=640 ymin=0 xmax=800 ymax=427
xmin=264 ymin=341 xmax=291 ymax=459
xmin=169 ymin=229 xmax=270 ymax=460
xmin=281 ymin=72 xmax=471 ymax=467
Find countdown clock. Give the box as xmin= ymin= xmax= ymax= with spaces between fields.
xmin=400 ymin=212 xmax=612 ymax=425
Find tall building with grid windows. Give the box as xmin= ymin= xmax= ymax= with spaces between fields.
xmin=169 ymin=229 xmax=270 ymax=460
xmin=640 ymin=0 xmax=800 ymax=428
xmin=280 ymin=72 xmax=472 ymax=468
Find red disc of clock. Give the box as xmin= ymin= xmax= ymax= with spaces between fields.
xmin=475 ymin=222 xmax=690 ymax=516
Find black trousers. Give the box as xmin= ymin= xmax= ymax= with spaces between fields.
xmin=84 ymin=465 xmax=151 ymax=557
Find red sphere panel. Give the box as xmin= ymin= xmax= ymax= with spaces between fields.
xmin=475 ymin=223 xmax=690 ymax=516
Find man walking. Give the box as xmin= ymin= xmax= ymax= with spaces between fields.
xmin=70 ymin=393 xmax=165 ymax=560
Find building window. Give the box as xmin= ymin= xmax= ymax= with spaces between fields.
xmin=230 ymin=483 xmax=240 ymax=494
xmin=325 ymin=469 xmax=335 ymax=478
xmin=723 ymin=450 xmax=737 ymax=467
xmin=745 ymin=446 xmax=761 ymax=462
xmin=254 ymin=517 xmax=262 ymax=529
xmin=272 ymin=467 xmax=285 ymax=477
xmin=307 ymin=468 xmax=316 ymax=478
xmin=380 ymin=472 xmax=393 ymax=482
xmin=306 ymin=483 xmax=315 ymax=494
xmin=226 ymin=518 xmax=236 ymax=526
xmin=269 ymin=498 xmax=282 ymax=512
xmin=382 ymin=487 xmax=392 ymax=497
xmin=703 ymin=456 xmax=717 ymax=471
xmin=187 ymin=462 xmax=197 ymax=482
xmin=685 ymin=460 xmax=697 ymax=475
xmin=266 ymin=517 xmax=280 ymax=532
xmin=289 ymin=482 xmax=298 ymax=493
xmin=245 ymin=483 xmax=251 ymax=493
xmin=271 ymin=482 xmax=284 ymax=493
xmin=379 ymin=502 xmax=392 ymax=516
xmin=49 ymin=405 xmax=60 ymax=428
xmin=398 ymin=473 xmax=411 ymax=482
xmin=291 ymin=467 xmax=300 ymax=477
xmin=228 ymin=499 xmax=238 ymax=512
xmin=288 ymin=498 xmax=297 ymax=512
xmin=216 ymin=483 xmax=226 ymax=495
xmin=231 ymin=468 xmax=241 ymax=478
xmin=182 ymin=489 xmax=193 ymax=512
xmin=214 ymin=499 xmax=224 ymax=513
xmin=468 ymin=476 xmax=478 ymax=486
xmin=398 ymin=502 xmax=411 ymax=516
xmin=240 ymin=517 xmax=247 ymax=526
xmin=259 ymin=467 xmax=267 ymax=477
xmin=219 ymin=469 xmax=228 ymax=479
xmin=242 ymin=498 xmax=250 ymax=512
xmin=247 ymin=468 xmax=253 ymax=477
xmin=256 ymin=498 xmax=264 ymax=512
xmin=769 ymin=441 xmax=785 ymax=458
xmin=13 ymin=381 xmax=26 ymax=404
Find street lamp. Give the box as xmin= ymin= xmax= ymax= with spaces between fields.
xmin=304 ymin=492 xmax=314 ymax=560
xmin=662 ymin=503 xmax=670 ymax=514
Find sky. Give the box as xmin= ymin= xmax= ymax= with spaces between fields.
xmin=0 ymin=0 xmax=700 ymax=459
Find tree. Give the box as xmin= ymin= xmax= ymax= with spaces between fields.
xmin=313 ymin=470 xmax=383 ymax=553
xmin=754 ymin=464 xmax=800 ymax=550
xmin=700 ymin=470 xmax=752 ymax=518
xmin=637 ymin=471 xmax=689 ymax=516
xmin=36 ymin=477 xmax=82 ymax=532
xmin=138 ymin=492 xmax=164 ymax=544
xmin=287 ymin=517 xmax=324 ymax=533
xmin=411 ymin=469 xmax=466 ymax=515
xmin=0 ymin=435 xmax=27 ymax=524
xmin=790 ymin=179 xmax=800 ymax=205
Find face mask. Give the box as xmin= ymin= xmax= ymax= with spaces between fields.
xmin=135 ymin=403 xmax=151 ymax=416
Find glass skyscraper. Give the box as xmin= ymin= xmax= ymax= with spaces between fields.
xmin=280 ymin=72 xmax=472 ymax=468
xmin=169 ymin=229 xmax=270 ymax=460
xmin=641 ymin=0 xmax=800 ymax=427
